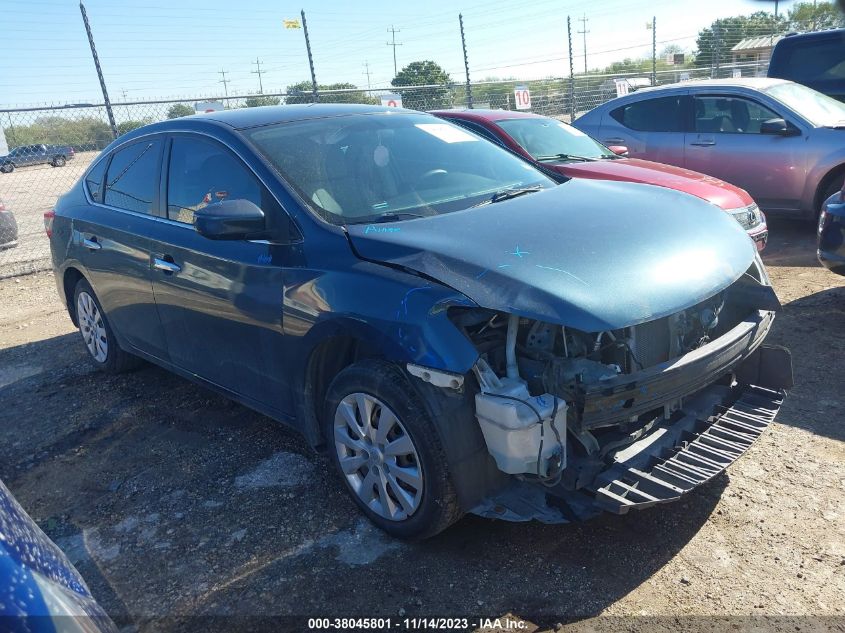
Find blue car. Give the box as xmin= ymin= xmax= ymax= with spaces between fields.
xmin=819 ymin=191 xmax=845 ymax=275
xmin=0 ymin=479 xmax=115 ymax=632
xmin=47 ymin=104 xmax=792 ymax=538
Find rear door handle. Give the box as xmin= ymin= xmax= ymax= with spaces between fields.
xmin=82 ymin=236 xmax=102 ymax=251
xmin=604 ymin=138 xmax=625 ymax=145
xmin=690 ymin=140 xmax=716 ymax=146
xmin=152 ymin=256 xmax=181 ymax=274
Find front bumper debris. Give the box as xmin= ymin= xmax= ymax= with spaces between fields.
xmin=470 ymin=345 xmax=791 ymax=523
xmin=592 ymin=384 xmax=782 ymax=513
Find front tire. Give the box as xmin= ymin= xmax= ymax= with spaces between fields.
xmin=324 ymin=359 xmax=462 ymax=539
xmin=73 ymin=279 xmax=142 ymax=373
xmin=0 ymin=164 xmax=13 ymax=174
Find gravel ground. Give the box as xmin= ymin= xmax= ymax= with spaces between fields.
xmin=0 ymin=219 xmax=843 ymax=632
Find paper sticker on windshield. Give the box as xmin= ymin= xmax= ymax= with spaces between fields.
xmin=558 ymin=122 xmax=586 ymax=136
xmin=415 ymin=123 xmax=479 ymax=143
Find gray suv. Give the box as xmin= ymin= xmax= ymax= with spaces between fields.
xmin=574 ymin=78 xmax=845 ymax=219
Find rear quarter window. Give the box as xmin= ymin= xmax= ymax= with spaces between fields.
xmin=85 ymin=158 xmax=108 ymax=203
xmin=610 ymin=96 xmax=685 ymax=132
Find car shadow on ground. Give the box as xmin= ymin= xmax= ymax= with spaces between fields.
xmin=1 ymin=331 xmax=731 ymax=628
xmin=766 ymin=284 xmax=845 ymax=443
xmin=761 ymin=218 xmax=819 ymax=268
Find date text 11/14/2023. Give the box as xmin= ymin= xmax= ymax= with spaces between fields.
xmin=307 ymin=617 xmax=528 ymax=630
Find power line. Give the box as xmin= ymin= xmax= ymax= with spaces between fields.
xmin=251 ymin=57 xmax=265 ymax=94
xmin=386 ymin=25 xmax=402 ymax=77
xmin=577 ymin=13 xmax=589 ymax=74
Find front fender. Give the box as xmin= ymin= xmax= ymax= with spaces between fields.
xmin=285 ymin=260 xmax=480 ymax=375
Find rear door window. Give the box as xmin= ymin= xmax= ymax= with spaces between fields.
xmin=104 ymin=139 xmax=163 ymax=214
xmin=165 ymin=136 xmax=263 ymax=225
xmin=610 ymin=96 xmax=686 ymax=132
xmin=780 ymin=38 xmax=845 ymax=82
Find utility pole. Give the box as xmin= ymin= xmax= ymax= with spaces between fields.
xmin=387 ymin=25 xmax=402 ymax=77
xmin=219 ymin=70 xmax=230 ymax=97
xmin=577 ymin=14 xmax=589 ymax=74
xmin=714 ymin=22 xmax=721 ymax=77
xmin=567 ymin=16 xmax=575 ymax=122
xmin=252 ymin=58 xmax=265 ymax=94
xmin=79 ymin=2 xmax=117 ymax=138
xmin=459 ymin=14 xmax=473 ymax=108
xmin=651 ymin=16 xmax=657 ymax=87
xmin=302 ymin=9 xmax=319 ymax=102
xmin=362 ymin=61 xmax=372 ymax=92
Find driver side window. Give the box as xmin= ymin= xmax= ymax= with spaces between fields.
xmin=166 ymin=137 xmax=263 ymax=225
xmin=694 ymin=96 xmax=779 ymax=134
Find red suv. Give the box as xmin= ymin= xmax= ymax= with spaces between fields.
xmin=432 ymin=109 xmax=767 ymax=250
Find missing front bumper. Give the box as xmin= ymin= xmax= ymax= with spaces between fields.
xmin=470 ymin=346 xmax=791 ymax=523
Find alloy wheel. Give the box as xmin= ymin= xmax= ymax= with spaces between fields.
xmin=76 ymin=291 xmax=108 ymax=363
xmin=333 ymin=392 xmax=423 ymax=521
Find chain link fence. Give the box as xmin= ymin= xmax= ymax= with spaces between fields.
xmin=0 ymin=59 xmax=770 ymax=279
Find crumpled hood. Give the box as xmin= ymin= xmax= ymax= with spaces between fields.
xmin=346 ymin=179 xmax=757 ymax=332
xmin=551 ymin=158 xmax=753 ymax=210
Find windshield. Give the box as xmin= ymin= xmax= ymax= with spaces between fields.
xmin=495 ymin=117 xmax=615 ymax=160
xmin=245 ymin=113 xmax=555 ymax=224
xmin=765 ymin=82 xmax=845 ymax=127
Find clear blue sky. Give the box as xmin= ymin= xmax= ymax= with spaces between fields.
xmin=0 ymin=0 xmax=797 ymax=107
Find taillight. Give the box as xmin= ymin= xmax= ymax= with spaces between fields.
xmin=0 ymin=201 xmax=6 ymax=212
xmin=44 ymin=210 xmax=55 ymax=238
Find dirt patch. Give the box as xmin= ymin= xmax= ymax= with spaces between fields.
xmin=0 ymin=219 xmax=843 ymax=630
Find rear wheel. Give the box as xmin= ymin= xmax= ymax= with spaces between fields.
xmin=324 ymin=359 xmax=462 ymax=539
xmin=73 ymin=279 xmax=142 ymax=373
xmin=52 ymin=156 xmax=66 ymax=167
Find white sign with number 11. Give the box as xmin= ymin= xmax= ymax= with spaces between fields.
xmin=513 ymin=85 xmax=531 ymax=110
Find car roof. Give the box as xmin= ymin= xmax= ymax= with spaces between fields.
xmin=633 ymin=76 xmax=792 ymax=95
xmin=431 ymin=108 xmax=549 ymax=122
xmin=195 ymin=103 xmax=411 ymax=129
xmin=778 ymin=28 xmax=845 ymax=44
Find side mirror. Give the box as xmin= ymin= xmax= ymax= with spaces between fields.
xmin=194 ymin=199 xmax=266 ymax=240
xmin=760 ymin=118 xmax=800 ymax=136
xmin=608 ymin=145 xmax=629 ymax=156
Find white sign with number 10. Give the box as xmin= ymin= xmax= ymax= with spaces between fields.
xmin=513 ymin=85 xmax=531 ymax=110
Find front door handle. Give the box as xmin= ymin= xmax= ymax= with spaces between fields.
xmin=82 ymin=236 xmax=102 ymax=251
xmin=152 ymin=257 xmax=181 ymax=274
xmin=604 ymin=138 xmax=625 ymax=145
xmin=690 ymin=140 xmax=716 ymax=146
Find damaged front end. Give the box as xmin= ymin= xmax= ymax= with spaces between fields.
xmin=447 ymin=257 xmax=793 ymax=522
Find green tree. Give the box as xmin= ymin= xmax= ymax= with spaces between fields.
xmin=166 ymin=103 xmax=194 ymax=119
xmin=788 ymin=1 xmax=844 ymax=30
xmin=391 ymin=60 xmax=452 ymax=110
xmin=285 ymin=81 xmax=377 ymax=105
xmin=244 ymin=95 xmax=281 ymax=108
xmin=117 ymin=118 xmax=153 ymax=136
xmin=695 ymin=11 xmax=787 ymax=68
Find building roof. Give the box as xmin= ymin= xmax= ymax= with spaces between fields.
xmin=731 ymin=35 xmax=785 ymax=52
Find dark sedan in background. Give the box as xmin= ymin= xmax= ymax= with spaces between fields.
xmin=0 ymin=144 xmax=75 ymax=173
xmin=0 ymin=199 xmax=18 ymax=249
xmin=574 ymin=78 xmax=845 ymax=220
xmin=432 ymin=108 xmax=767 ymax=249
xmin=48 ymin=104 xmax=790 ymax=538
